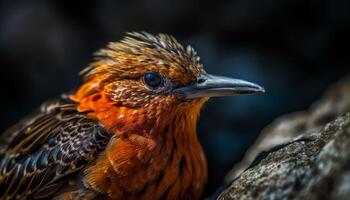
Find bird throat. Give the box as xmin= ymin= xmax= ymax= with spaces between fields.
xmin=71 ymin=85 xmax=208 ymax=200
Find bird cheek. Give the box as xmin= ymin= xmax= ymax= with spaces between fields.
xmin=161 ymin=94 xmax=182 ymax=108
xmin=177 ymin=98 xmax=209 ymax=112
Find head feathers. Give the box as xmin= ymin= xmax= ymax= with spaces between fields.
xmin=81 ymin=32 xmax=203 ymax=86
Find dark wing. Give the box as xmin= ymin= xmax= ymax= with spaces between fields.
xmin=0 ymin=94 xmax=111 ymax=199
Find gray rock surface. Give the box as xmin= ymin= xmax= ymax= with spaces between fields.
xmin=218 ymin=77 xmax=350 ymax=200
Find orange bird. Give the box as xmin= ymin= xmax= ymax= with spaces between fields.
xmin=0 ymin=32 xmax=264 ymax=200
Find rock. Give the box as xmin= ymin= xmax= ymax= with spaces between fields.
xmin=225 ymin=77 xmax=350 ymax=182
xmin=218 ymin=77 xmax=350 ymax=200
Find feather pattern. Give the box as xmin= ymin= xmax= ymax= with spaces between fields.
xmin=0 ymin=32 xmax=212 ymax=200
xmin=0 ymin=94 xmax=111 ymax=199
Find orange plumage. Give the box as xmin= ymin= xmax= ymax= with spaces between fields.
xmin=0 ymin=32 xmax=264 ymax=200
xmin=70 ymin=33 xmax=208 ymax=199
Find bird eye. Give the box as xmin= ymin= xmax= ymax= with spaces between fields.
xmin=143 ymin=72 xmax=163 ymax=89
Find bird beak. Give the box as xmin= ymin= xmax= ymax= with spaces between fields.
xmin=173 ymin=72 xmax=265 ymax=99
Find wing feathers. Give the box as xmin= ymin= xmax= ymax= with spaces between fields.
xmin=0 ymin=94 xmax=111 ymax=199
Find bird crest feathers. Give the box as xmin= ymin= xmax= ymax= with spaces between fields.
xmin=81 ymin=32 xmax=203 ymax=84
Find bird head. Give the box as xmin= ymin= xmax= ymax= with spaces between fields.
xmin=71 ymin=32 xmax=265 ymax=199
xmin=72 ymin=32 xmax=264 ymax=135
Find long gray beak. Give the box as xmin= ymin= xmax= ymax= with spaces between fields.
xmin=173 ymin=72 xmax=265 ymax=99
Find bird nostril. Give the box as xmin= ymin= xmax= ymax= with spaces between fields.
xmin=197 ymin=78 xmax=206 ymax=84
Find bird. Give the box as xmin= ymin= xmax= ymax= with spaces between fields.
xmin=0 ymin=32 xmax=264 ymax=200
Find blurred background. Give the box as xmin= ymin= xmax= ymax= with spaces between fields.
xmin=0 ymin=0 xmax=349 ymax=198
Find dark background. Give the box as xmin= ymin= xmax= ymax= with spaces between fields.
xmin=0 ymin=0 xmax=349 ymax=198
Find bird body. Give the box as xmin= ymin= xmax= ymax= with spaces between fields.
xmin=71 ymin=83 xmax=208 ymax=200
xmin=0 ymin=32 xmax=264 ymax=200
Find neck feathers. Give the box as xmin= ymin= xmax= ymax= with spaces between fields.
xmin=161 ymin=102 xmax=208 ymax=199
xmin=72 ymin=81 xmax=208 ymax=199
